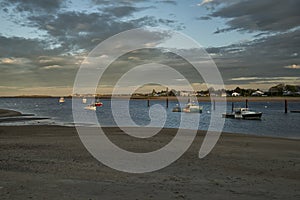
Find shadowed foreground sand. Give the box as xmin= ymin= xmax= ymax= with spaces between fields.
xmin=0 ymin=126 xmax=299 ymax=200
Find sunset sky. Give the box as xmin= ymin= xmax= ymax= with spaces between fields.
xmin=0 ymin=0 xmax=299 ymax=96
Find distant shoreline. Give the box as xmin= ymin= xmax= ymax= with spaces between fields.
xmin=1 ymin=96 xmax=300 ymax=102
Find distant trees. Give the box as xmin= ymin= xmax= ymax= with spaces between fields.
xmin=269 ymin=84 xmax=300 ymax=96
xmin=145 ymin=84 xmax=300 ymax=97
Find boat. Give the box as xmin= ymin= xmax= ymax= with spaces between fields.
xmin=84 ymin=104 xmax=96 ymax=111
xmin=290 ymin=110 xmax=300 ymax=113
xmin=172 ymin=104 xmax=181 ymax=112
xmin=82 ymin=97 xmax=87 ymax=104
xmin=94 ymin=101 xmax=103 ymax=107
xmin=59 ymin=97 xmax=65 ymax=103
xmin=223 ymin=108 xmax=262 ymax=120
xmin=182 ymin=102 xmax=203 ymax=113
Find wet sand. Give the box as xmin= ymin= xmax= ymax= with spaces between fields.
xmin=0 ymin=125 xmax=299 ymax=200
xmin=0 ymin=109 xmax=48 ymax=123
xmin=0 ymin=109 xmax=22 ymax=117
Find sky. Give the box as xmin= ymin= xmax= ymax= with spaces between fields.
xmin=0 ymin=0 xmax=299 ymax=96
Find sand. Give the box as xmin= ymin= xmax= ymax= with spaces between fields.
xmin=0 ymin=109 xmax=48 ymax=123
xmin=0 ymin=125 xmax=299 ymax=200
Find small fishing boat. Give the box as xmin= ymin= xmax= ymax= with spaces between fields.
xmin=84 ymin=104 xmax=96 ymax=111
xmin=82 ymin=97 xmax=87 ymax=104
xmin=172 ymin=104 xmax=181 ymax=112
xmin=94 ymin=101 xmax=103 ymax=107
xmin=182 ymin=102 xmax=203 ymax=113
xmin=59 ymin=97 xmax=65 ymax=103
xmin=223 ymin=108 xmax=262 ymax=120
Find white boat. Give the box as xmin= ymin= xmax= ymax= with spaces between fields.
xmin=223 ymin=108 xmax=262 ymax=120
xmin=59 ymin=97 xmax=65 ymax=103
xmin=84 ymin=104 xmax=96 ymax=111
xmin=182 ymin=102 xmax=203 ymax=113
xmin=82 ymin=97 xmax=87 ymax=104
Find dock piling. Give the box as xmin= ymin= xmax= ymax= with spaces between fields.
xmin=166 ymin=97 xmax=169 ymax=108
xmin=213 ymin=100 xmax=216 ymax=110
xmin=285 ymin=99 xmax=288 ymax=113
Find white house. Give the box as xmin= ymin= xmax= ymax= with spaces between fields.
xmin=251 ymin=90 xmax=264 ymax=96
xmin=231 ymin=92 xmax=240 ymax=97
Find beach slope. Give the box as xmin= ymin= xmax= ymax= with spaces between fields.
xmin=0 ymin=126 xmax=299 ymax=199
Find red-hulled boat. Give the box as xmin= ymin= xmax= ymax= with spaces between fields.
xmin=94 ymin=102 xmax=103 ymax=107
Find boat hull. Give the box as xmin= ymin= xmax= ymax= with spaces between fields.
xmin=172 ymin=107 xmax=181 ymax=112
xmin=242 ymin=112 xmax=262 ymax=120
xmin=84 ymin=106 xmax=96 ymax=111
xmin=182 ymin=108 xmax=202 ymax=113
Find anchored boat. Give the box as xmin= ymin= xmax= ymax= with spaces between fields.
xmin=59 ymin=97 xmax=65 ymax=103
xmin=223 ymin=108 xmax=262 ymax=120
xmin=84 ymin=104 xmax=96 ymax=111
xmin=84 ymin=101 xmax=103 ymax=111
xmin=172 ymin=104 xmax=181 ymax=112
xmin=182 ymin=102 xmax=203 ymax=113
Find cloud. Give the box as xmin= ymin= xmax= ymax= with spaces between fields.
xmin=102 ymin=6 xmax=154 ymax=18
xmin=0 ymin=57 xmax=31 ymax=65
xmin=206 ymin=29 xmax=300 ymax=85
xmin=42 ymin=65 xmax=63 ymax=70
xmin=27 ymin=11 xmax=178 ymax=54
xmin=207 ymin=0 xmax=300 ymax=33
xmin=197 ymin=0 xmax=214 ymax=7
xmin=228 ymin=76 xmax=300 ymax=89
xmin=195 ymin=16 xmax=212 ymax=20
xmin=157 ymin=0 xmax=177 ymax=5
xmin=0 ymin=58 xmax=16 ymax=64
xmin=230 ymin=77 xmax=299 ymax=81
xmin=0 ymin=36 xmax=57 ymax=58
xmin=1 ymin=0 xmax=64 ymax=13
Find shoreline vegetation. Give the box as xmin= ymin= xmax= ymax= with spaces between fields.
xmin=0 ymin=125 xmax=299 ymax=199
xmin=1 ymin=95 xmax=300 ymax=102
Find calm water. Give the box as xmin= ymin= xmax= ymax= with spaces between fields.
xmin=0 ymin=98 xmax=299 ymax=139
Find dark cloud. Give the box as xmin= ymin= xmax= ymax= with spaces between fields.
xmin=0 ymin=36 xmax=61 ymax=58
xmin=195 ymin=16 xmax=211 ymax=20
xmin=1 ymin=0 xmax=64 ymax=12
xmin=28 ymin=12 xmax=176 ymax=53
xmin=0 ymin=0 xmax=182 ymax=90
xmin=156 ymin=0 xmax=177 ymax=5
xmin=198 ymin=0 xmax=300 ymax=86
xmin=91 ymin=0 xmax=146 ymax=6
xmin=208 ymin=0 xmax=300 ymax=33
xmin=208 ymin=29 xmax=300 ymax=84
xmin=103 ymin=6 xmax=153 ymax=18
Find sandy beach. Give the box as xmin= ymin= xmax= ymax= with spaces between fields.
xmin=0 ymin=125 xmax=299 ymax=200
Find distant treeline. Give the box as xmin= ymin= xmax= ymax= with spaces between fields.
xmin=146 ymin=84 xmax=300 ymax=97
